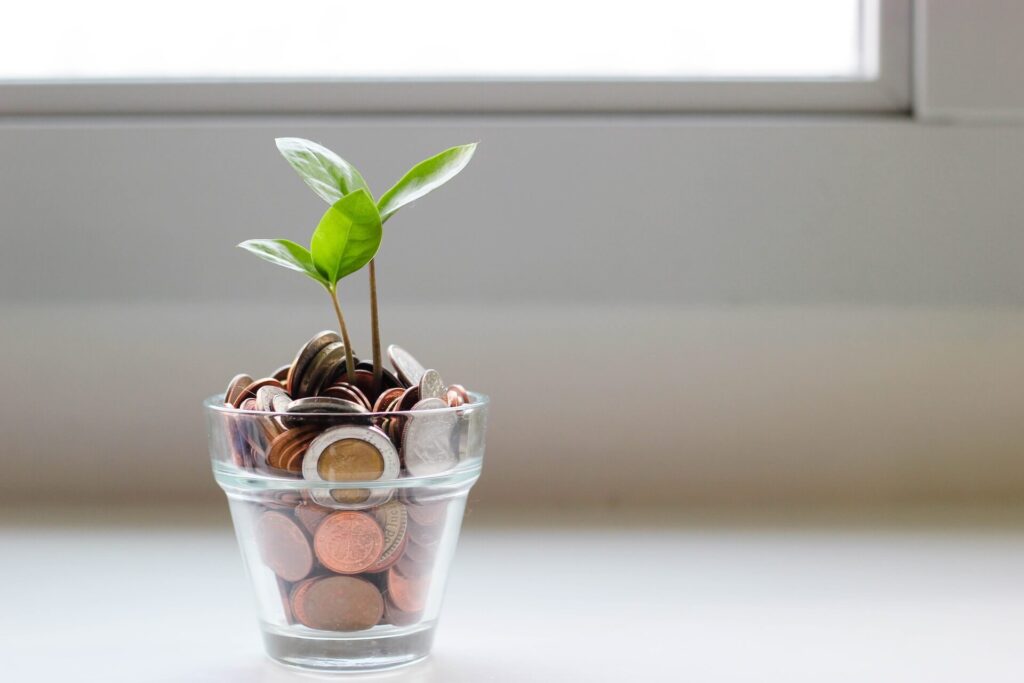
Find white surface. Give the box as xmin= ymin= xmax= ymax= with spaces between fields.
xmin=2 ymin=506 xmax=1023 ymax=682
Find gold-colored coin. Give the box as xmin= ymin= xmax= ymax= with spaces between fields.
xmin=317 ymin=438 xmax=386 ymax=481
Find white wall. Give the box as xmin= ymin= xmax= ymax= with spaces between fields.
xmin=2 ymin=116 xmax=1023 ymax=506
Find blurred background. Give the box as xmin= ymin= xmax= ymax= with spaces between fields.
xmin=2 ymin=2 xmax=1023 ymax=680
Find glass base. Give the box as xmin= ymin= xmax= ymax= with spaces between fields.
xmin=261 ymin=621 xmax=436 ymax=672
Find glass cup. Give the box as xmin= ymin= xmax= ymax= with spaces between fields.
xmin=204 ymin=392 xmax=488 ymax=672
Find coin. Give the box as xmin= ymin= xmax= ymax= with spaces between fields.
xmin=388 ymin=345 xmax=426 ymax=387
xmin=256 ymin=510 xmax=314 ymax=582
xmin=402 ymin=398 xmax=458 ymax=476
xmin=403 ymin=538 xmax=436 ymax=564
xmin=387 ymin=565 xmax=429 ymax=613
xmin=282 ymin=396 xmax=367 ymax=429
xmin=314 ymin=511 xmax=386 ymax=574
xmin=419 ymin=369 xmax=445 ymax=401
xmin=296 ymin=575 xmax=384 ymax=632
xmin=367 ymin=501 xmax=409 ymax=572
xmin=267 ymin=426 xmax=320 ymax=471
xmin=302 ymin=425 xmax=400 ymax=483
xmin=406 ymin=500 xmax=447 ymax=526
xmin=235 ymin=377 xmax=285 ymax=407
xmin=395 ymin=386 xmax=421 ymax=412
xmin=299 ymin=341 xmax=349 ymax=398
xmin=321 ymin=382 xmax=372 ymax=410
xmin=372 ymin=387 xmax=405 ymax=413
xmin=255 ymin=385 xmax=289 ymax=413
xmin=357 ymin=359 xmax=403 ymax=390
xmin=271 ymin=364 xmax=291 ymax=382
xmin=384 ymin=597 xmax=421 ymax=626
xmin=445 ymin=384 xmax=469 ymax=407
xmin=225 ymin=373 xmax=253 ymax=406
xmin=294 ymin=503 xmax=332 ymax=535
xmin=288 ymin=575 xmax=321 ymax=625
xmin=286 ymin=330 xmax=341 ymax=397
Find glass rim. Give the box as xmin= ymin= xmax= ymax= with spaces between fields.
xmin=204 ymin=390 xmax=489 ymax=419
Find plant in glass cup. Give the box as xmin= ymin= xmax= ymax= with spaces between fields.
xmin=257 ymin=138 xmax=477 ymax=391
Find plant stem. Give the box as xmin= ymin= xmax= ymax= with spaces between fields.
xmin=368 ymin=258 xmax=383 ymax=394
xmin=327 ymin=286 xmax=357 ymax=384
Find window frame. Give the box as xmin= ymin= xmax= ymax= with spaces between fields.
xmin=0 ymin=0 xmax=911 ymax=116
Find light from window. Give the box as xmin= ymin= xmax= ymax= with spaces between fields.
xmin=0 ymin=0 xmax=868 ymax=81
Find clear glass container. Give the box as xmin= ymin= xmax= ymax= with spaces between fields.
xmin=204 ymin=393 xmax=488 ymax=672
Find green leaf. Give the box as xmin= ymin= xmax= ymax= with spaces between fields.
xmin=238 ymin=239 xmax=327 ymax=285
xmin=310 ymin=189 xmax=382 ymax=286
xmin=377 ymin=143 xmax=477 ymax=222
xmin=275 ymin=137 xmax=370 ymax=205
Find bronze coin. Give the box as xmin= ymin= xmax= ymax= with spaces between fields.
xmin=225 ymin=373 xmax=253 ymax=406
xmin=406 ymin=515 xmax=444 ymax=547
xmin=387 ymin=565 xmax=429 ymax=613
xmin=394 ymin=554 xmax=432 ymax=579
xmin=267 ymin=426 xmax=319 ymax=470
xmin=406 ymin=501 xmax=447 ymax=527
xmin=367 ymin=501 xmax=409 ymax=573
xmin=256 ymin=510 xmax=313 ymax=582
xmin=395 ymin=386 xmax=421 ymax=412
xmin=286 ymin=330 xmax=342 ymax=397
xmin=321 ymin=382 xmax=372 ymax=410
xmin=296 ymin=575 xmax=384 ymax=632
xmin=294 ymin=503 xmax=332 ymax=535
xmin=383 ymin=597 xmax=421 ymax=626
xmin=329 ymin=369 xmax=378 ymax=402
xmin=373 ymin=387 xmax=405 ymax=413
xmin=313 ymin=511 xmax=385 ymax=574
xmin=445 ymin=384 xmax=469 ymax=407
xmin=402 ymin=538 xmax=436 ymax=564
xmin=356 ymin=360 xmax=403 ymax=391
xmin=271 ymin=364 xmax=291 ymax=382
xmin=288 ymin=575 xmax=322 ymax=626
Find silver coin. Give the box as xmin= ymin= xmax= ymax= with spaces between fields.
xmin=419 ymin=369 xmax=445 ymax=401
xmin=388 ymin=344 xmax=426 ymax=387
xmin=402 ymin=398 xmax=459 ymax=476
xmin=299 ymin=341 xmax=349 ymax=397
xmin=255 ymin=385 xmax=289 ymax=412
xmin=287 ymin=330 xmax=341 ymax=397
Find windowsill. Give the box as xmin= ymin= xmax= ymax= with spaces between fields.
xmin=4 ymin=504 xmax=1023 ymax=682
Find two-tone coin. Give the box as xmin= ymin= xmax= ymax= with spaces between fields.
xmin=302 ymin=425 xmax=400 ymax=508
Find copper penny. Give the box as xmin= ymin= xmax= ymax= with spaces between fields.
xmin=367 ymin=501 xmax=409 ymax=572
xmin=314 ymin=511 xmax=385 ymax=574
xmin=321 ymin=382 xmax=372 ymax=410
xmin=267 ymin=426 xmax=319 ymax=471
xmin=384 ymin=597 xmax=421 ymax=626
xmin=395 ymin=386 xmax=421 ymax=412
xmin=235 ymin=377 xmax=284 ymax=406
xmin=406 ymin=501 xmax=447 ymax=527
xmin=272 ymin=364 xmax=291 ymax=382
xmin=387 ymin=565 xmax=429 ymax=613
xmin=445 ymin=384 xmax=469 ymax=407
xmin=294 ymin=503 xmax=332 ymax=535
xmin=373 ymin=387 xmax=405 ymax=413
xmin=256 ymin=510 xmax=313 ymax=582
xmin=403 ymin=537 xmax=436 ymax=564
xmin=225 ymin=373 xmax=253 ymax=406
xmin=288 ymin=575 xmax=322 ymax=626
xmin=296 ymin=575 xmax=384 ymax=632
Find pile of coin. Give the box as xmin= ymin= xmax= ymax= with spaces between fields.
xmin=222 ymin=331 xmax=472 ymax=484
xmin=220 ymin=332 xmax=476 ymax=632
xmin=255 ymin=492 xmax=447 ymax=631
